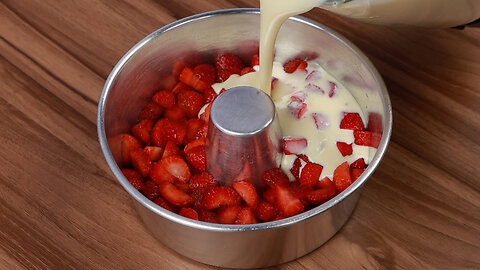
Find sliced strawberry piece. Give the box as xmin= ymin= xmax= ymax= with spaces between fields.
xmin=306 ymin=183 xmax=336 ymax=204
xmin=194 ymin=123 xmax=208 ymax=140
xmin=367 ymin=112 xmax=383 ymax=133
xmin=141 ymin=180 xmax=160 ymax=200
xmin=306 ymin=70 xmax=322 ymax=81
xmin=217 ymin=205 xmax=242 ymax=224
xmin=299 ymin=162 xmax=323 ymax=188
xmin=298 ymin=154 xmax=310 ymax=163
xmin=203 ymin=87 xmax=218 ymax=103
xmin=251 ymin=54 xmax=259 ymax=67
xmin=354 ymin=130 xmax=382 ymax=148
xmin=185 ymin=145 xmax=206 ymax=171
xmin=162 ymin=140 xmax=181 ymax=159
xmin=240 ymin=67 xmax=255 ymax=75
xmin=312 ymin=113 xmax=329 ymax=130
xmin=315 ymin=177 xmax=335 ymax=190
xmin=153 ymin=196 xmax=174 ymax=212
xmin=232 ymin=181 xmax=259 ymax=209
xmin=150 ymin=162 xmax=176 ymax=184
xmin=340 ymin=112 xmax=365 ymax=131
xmin=283 ymin=58 xmax=308 ymax=73
xmin=172 ymin=81 xmax=194 ymax=95
xmin=202 ymin=186 xmax=241 ymax=210
xmin=158 ymin=182 xmax=193 ymax=208
xmin=164 ymin=105 xmax=187 ymax=121
xmin=289 ymin=181 xmax=313 ymax=203
xmin=262 ymin=188 xmax=276 ymax=204
xmin=184 ymin=137 xmax=207 ymax=154
xmin=217 ymin=70 xmax=235 ymax=82
xmin=290 ymin=156 xmax=302 ymax=181
xmin=215 ymin=53 xmax=244 ymax=82
xmin=121 ymin=168 xmax=144 ymax=191
xmin=235 ymin=207 xmax=257 ymax=225
xmin=274 ymin=185 xmax=304 ymax=217
xmin=351 ymin=168 xmax=365 ymax=181
xmin=131 ymin=119 xmax=153 ymax=146
xmin=179 ymin=208 xmax=199 ymax=220
xmin=173 ymin=180 xmax=189 ymax=193
xmin=254 ymin=200 xmax=276 ymax=221
xmin=138 ymin=101 xmax=164 ymax=121
xmin=350 ymin=158 xmax=367 ymax=169
xmin=199 ymin=102 xmax=212 ymax=123
xmin=188 ymin=172 xmax=218 ymax=192
xmin=328 ymin=81 xmax=338 ymax=98
xmin=198 ymin=209 xmax=218 ymax=223
xmin=151 ymin=119 xmax=187 ymax=146
xmin=336 ymin=142 xmax=353 ymax=157
xmin=160 ymin=155 xmax=191 ymax=183
xmin=287 ymin=99 xmax=308 ymax=119
xmin=283 ymin=137 xmax=308 ymax=155
xmin=191 ymin=64 xmax=217 ymax=92
xmin=333 ymin=162 xmax=352 ymax=193
xmin=179 ymin=67 xmax=212 ymax=92
xmin=261 ymin=168 xmax=290 ymax=188
xmin=130 ymin=148 xmax=152 ymax=177
xmin=152 ymin=90 xmax=176 ymax=109
xmin=121 ymin=134 xmax=142 ymax=166
xmin=177 ymin=90 xmax=206 ymax=118
xmin=185 ymin=119 xmax=205 ymax=144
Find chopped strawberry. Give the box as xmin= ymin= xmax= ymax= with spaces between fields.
xmin=254 ymin=200 xmax=276 ymax=222
xmin=173 ymin=180 xmax=189 ymax=193
xmin=151 ymin=119 xmax=187 ymax=146
xmin=351 ymin=168 xmax=365 ymax=181
xmin=185 ymin=145 xmax=207 ymax=171
xmin=232 ymin=181 xmax=259 ymax=209
xmin=153 ymin=196 xmax=174 ymax=212
xmin=177 ymin=90 xmax=206 ymax=118
xmin=162 ymin=140 xmax=181 ymax=159
xmin=274 ymin=185 xmax=304 ymax=217
xmin=306 ymin=181 xmax=336 ymax=204
xmin=130 ymin=148 xmax=152 ymax=177
xmin=350 ymin=158 xmax=367 ymax=169
xmin=251 ymin=54 xmax=259 ymax=67
xmin=367 ymin=112 xmax=383 ymax=133
xmin=262 ymin=188 xmax=276 ymax=204
xmin=333 ymin=162 xmax=352 ymax=193
xmin=283 ymin=137 xmax=308 ymax=155
xmin=172 ymin=82 xmax=194 ymax=95
xmin=202 ymin=187 xmax=241 ymax=210
xmin=217 ymin=205 xmax=242 ymax=224
xmin=336 ymin=142 xmax=353 ymax=157
xmin=340 ymin=112 xmax=365 ymax=131
xmin=305 ymin=70 xmax=322 ymax=81
xmin=328 ymin=81 xmax=338 ymax=98
xmin=298 ymin=154 xmax=310 ymax=163
xmin=261 ymin=168 xmax=290 ymax=189
xmin=215 ymin=53 xmax=244 ymax=82
xmin=289 ymin=181 xmax=313 ymax=203
xmin=354 ymin=130 xmax=382 ymax=148
xmin=312 ymin=113 xmax=329 ymax=130
xmin=179 ymin=65 xmax=216 ymax=92
xmin=158 ymin=182 xmax=193 ymax=208
xmin=150 ymin=162 xmax=176 ymax=184
xmin=198 ymin=209 xmax=219 ymax=223
xmin=164 ymin=105 xmax=187 ymax=121
xmin=240 ymin=67 xmax=255 ymax=75
xmin=138 ymin=101 xmax=164 ymax=121
xmin=283 ymin=58 xmax=308 ymax=73
xmin=199 ymin=103 xmax=212 ymax=123
xmin=203 ymin=87 xmax=218 ymax=103
xmin=184 ymin=137 xmax=207 ymax=154
xmin=179 ymin=208 xmax=199 ymax=220
xmin=141 ymin=180 xmax=160 ymax=200
xmin=121 ymin=134 xmax=142 ymax=166
xmin=185 ymin=119 xmax=205 ymax=144
xmin=152 ymin=90 xmax=176 ymax=109
xmin=287 ymin=99 xmax=308 ymax=119
xmin=195 ymin=123 xmax=208 ymax=140
xmin=235 ymin=207 xmax=257 ymax=225
xmin=121 ymin=168 xmax=144 ymax=191
xmin=131 ymin=119 xmax=153 ymax=146
xmin=315 ymin=177 xmax=335 ymax=190
xmin=299 ymin=162 xmax=323 ymax=188
xmin=160 ymin=155 xmax=191 ymax=183
xmin=188 ymin=172 xmax=218 ymax=192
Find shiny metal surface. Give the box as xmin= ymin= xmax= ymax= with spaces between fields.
xmin=207 ymin=86 xmax=282 ymax=191
xmin=97 ymin=8 xmax=392 ymax=269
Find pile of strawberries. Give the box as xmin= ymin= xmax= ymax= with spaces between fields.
xmin=117 ymin=52 xmax=382 ymax=224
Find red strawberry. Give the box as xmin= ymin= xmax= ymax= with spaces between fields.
xmin=306 ymin=185 xmax=336 ymax=205
xmin=141 ymin=180 xmax=160 ymax=200
xmin=185 ymin=145 xmax=206 ymax=171
xmin=179 ymin=65 xmax=216 ymax=92
xmin=262 ymin=188 xmax=276 ymax=204
xmin=121 ymin=134 xmax=141 ymax=166
xmin=350 ymin=158 xmax=367 ymax=169
xmin=299 ymin=162 xmax=323 ymax=188
xmin=340 ymin=112 xmax=365 ymax=131
xmin=151 ymin=119 xmax=187 ymax=146
xmin=131 ymin=119 xmax=153 ymax=146
xmin=333 ymin=162 xmax=352 ymax=193
xmin=289 ymin=181 xmax=313 ymax=203
xmin=203 ymin=87 xmax=218 ymax=103
xmin=164 ymin=105 xmax=187 ymax=121
xmin=354 ymin=130 xmax=382 ymax=148
xmin=251 ymin=54 xmax=259 ymax=67
xmin=184 ymin=137 xmax=207 ymax=154
xmin=188 ymin=172 xmax=218 ymax=192
xmin=185 ymin=119 xmax=205 ymax=144
xmin=162 ymin=140 xmax=181 ymax=159
xmin=194 ymin=123 xmax=208 ymax=140
xmin=283 ymin=58 xmax=308 ymax=73
xmin=152 ymin=90 xmax=176 ymax=109
xmin=199 ymin=103 xmax=212 ymax=123
xmin=198 ymin=209 xmax=219 ymax=223
xmin=158 ymin=182 xmax=193 ymax=208
xmin=290 ymin=156 xmax=302 ymax=180
xmin=287 ymin=99 xmax=308 ymax=119
xmin=130 ymin=148 xmax=152 ymax=177
xmin=173 ymin=180 xmax=189 ymax=193
xmin=240 ymin=67 xmax=255 ymax=75
xmin=261 ymin=168 xmax=290 ymax=188
xmin=179 ymin=208 xmax=199 ymax=220
xmin=215 ymin=53 xmax=244 ymax=82
xmin=336 ymin=142 xmax=353 ymax=157
xmin=232 ymin=181 xmax=259 ymax=209
xmin=367 ymin=112 xmax=383 ymax=133
xmin=235 ymin=207 xmax=257 ymax=225
xmin=315 ymin=177 xmax=335 ymax=189
xmin=351 ymin=168 xmax=365 ymax=181
xmin=153 ymin=196 xmax=174 ymax=212
xmin=202 ymin=187 xmax=241 ymax=210
xmin=328 ymin=81 xmax=338 ymax=98
xmin=283 ymin=137 xmax=308 ymax=155
xmin=150 ymin=162 xmax=176 ymax=184
xmin=217 ymin=205 xmax=242 ymax=224
xmin=274 ymin=185 xmax=304 ymax=217
xmin=160 ymin=155 xmax=191 ymax=183
xmin=121 ymin=169 xmax=144 ymax=191
xmin=172 ymin=81 xmax=194 ymax=95
xmin=254 ymin=200 xmax=276 ymax=221
xmin=138 ymin=101 xmax=164 ymax=121
xmin=177 ymin=90 xmax=206 ymax=118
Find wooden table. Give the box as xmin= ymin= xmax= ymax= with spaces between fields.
xmin=1 ymin=1 xmax=479 ymax=269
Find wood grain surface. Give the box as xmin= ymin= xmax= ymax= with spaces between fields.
xmin=1 ymin=0 xmax=479 ymax=269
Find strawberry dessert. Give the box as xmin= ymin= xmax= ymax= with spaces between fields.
xmin=117 ymin=52 xmax=383 ymax=224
